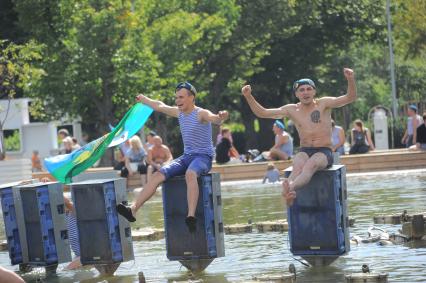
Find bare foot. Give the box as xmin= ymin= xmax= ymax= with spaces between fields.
xmin=282 ymin=179 xmax=296 ymax=206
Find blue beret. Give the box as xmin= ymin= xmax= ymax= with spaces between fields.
xmin=409 ymin=104 xmax=417 ymax=112
xmin=293 ymin=78 xmax=316 ymax=92
xmin=176 ymin=81 xmax=197 ymax=96
xmin=274 ymin=120 xmax=285 ymax=130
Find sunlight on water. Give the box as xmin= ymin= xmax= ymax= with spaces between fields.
xmin=0 ymin=169 xmax=425 ymax=282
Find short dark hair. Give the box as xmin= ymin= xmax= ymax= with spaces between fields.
xmin=221 ymin=127 xmax=230 ymax=135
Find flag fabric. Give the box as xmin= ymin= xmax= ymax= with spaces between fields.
xmin=44 ymin=103 xmax=153 ymax=184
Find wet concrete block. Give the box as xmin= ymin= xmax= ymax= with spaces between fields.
xmin=256 ymin=220 xmax=289 ymax=232
xmin=252 ymin=273 xmax=295 ymax=282
xmin=224 ymin=224 xmax=253 ymax=234
xmin=401 ymin=218 xmax=426 ymax=240
xmin=412 ymin=214 xmax=425 ymax=239
xmin=373 ymin=215 xmax=401 ymax=225
xmin=345 ymin=273 xmax=388 ymax=283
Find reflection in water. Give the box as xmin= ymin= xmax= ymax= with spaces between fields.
xmin=0 ymin=170 xmax=425 ymax=282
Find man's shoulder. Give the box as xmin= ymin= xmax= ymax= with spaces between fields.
xmin=283 ymin=103 xmax=298 ymax=109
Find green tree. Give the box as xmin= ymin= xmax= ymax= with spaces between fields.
xmin=13 ymin=0 xmax=239 ymax=161
xmin=393 ymin=0 xmax=426 ymax=58
xmin=241 ymin=0 xmax=385 ymax=150
xmin=0 ymin=40 xmax=44 ymax=160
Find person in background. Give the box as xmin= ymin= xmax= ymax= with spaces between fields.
xmin=215 ymin=127 xmax=240 ymax=164
xmin=349 ymin=119 xmax=375 ymax=154
xmin=114 ymin=140 xmax=131 ymax=170
xmin=63 ymin=196 xmax=82 ymax=270
xmin=216 ymin=125 xmax=234 ymax=145
xmin=409 ymin=112 xmax=426 ymax=151
xmin=147 ymin=136 xmax=173 ymax=181
xmin=256 ymin=120 xmax=293 ymax=161
xmin=331 ymin=119 xmax=345 ymax=155
xmin=143 ymin=131 xmax=157 ymax=152
xmin=31 ymin=150 xmax=43 ymax=172
xmin=58 ymin=128 xmax=70 ymax=154
xmin=71 ymin=137 xmax=81 ymax=150
xmin=262 ymin=163 xmax=281 ymax=184
xmin=402 ymin=105 xmax=423 ymax=147
xmin=61 ymin=137 xmax=74 ymax=154
xmin=121 ymin=135 xmax=148 ymax=185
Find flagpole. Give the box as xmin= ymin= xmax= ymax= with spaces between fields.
xmin=386 ymin=0 xmax=398 ymax=119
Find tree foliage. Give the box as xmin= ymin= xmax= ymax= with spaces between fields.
xmin=0 ymin=40 xmax=44 ymax=159
xmin=2 ymin=0 xmax=425 ymax=159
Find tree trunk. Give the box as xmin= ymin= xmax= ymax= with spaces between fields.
xmin=96 ymin=62 xmax=116 ymax=167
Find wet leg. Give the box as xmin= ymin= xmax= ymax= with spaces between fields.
xmin=282 ymin=152 xmax=308 ymax=206
xmin=117 ymin=171 xmax=165 ymax=222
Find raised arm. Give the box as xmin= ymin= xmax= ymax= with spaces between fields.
xmin=136 ymin=94 xmax=178 ymax=117
xmin=321 ymin=68 xmax=357 ymax=109
xmin=199 ymin=109 xmax=229 ymax=125
xmin=242 ymin=85 xmax=289 ymax=119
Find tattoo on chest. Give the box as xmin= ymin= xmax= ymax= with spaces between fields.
xmin=311 ymin=110 xmax=321 ymax=123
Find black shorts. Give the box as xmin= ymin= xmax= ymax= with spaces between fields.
xmin=299 ymin=147 xmax=333 ymax=168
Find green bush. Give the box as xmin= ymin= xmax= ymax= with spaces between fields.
xmin=4 ymin=130 xmax=21 ymax=151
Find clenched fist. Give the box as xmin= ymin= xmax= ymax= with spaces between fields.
xmin=343 ymin=68 xmax=355 ymax=80
xmin=218 ymin=110 xmax=229 ymax=122
xmin=241 ymin=85 xmax=252 ymax=98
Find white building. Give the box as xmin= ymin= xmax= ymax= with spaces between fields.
xmin=0 ymin=98 xmax=82 ymax=160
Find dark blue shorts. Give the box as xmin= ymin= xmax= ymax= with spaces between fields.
xmin=299 ymin=147 xmax=333 ymax=168
xmin=159 ymin=153 xmax=212 ymax=180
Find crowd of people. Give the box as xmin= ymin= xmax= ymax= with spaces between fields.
xmin=30 ymin=102 xmax=424 ymax=176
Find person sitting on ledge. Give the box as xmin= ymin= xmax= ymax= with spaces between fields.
xmin=117 ymin=82 xmax=228 ymax=232
xmin=349 ymin=119 xmax=375 ymax=154
xmin=215 ymin=127 xmax=241 ymax=164
xmin=409 ymin=112 xmax=426 ymax=151
xmin=242 ymin=68 xmax=357 ymax=206
xmin=263 ymin=120 xmax=293 ymax=161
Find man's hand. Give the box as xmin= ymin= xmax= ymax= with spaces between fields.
xmin=218 ymin=110 xmax=229 ymax=122
xmin=241 ymin=85 xmax=252 ymax=98
xmin=343 ymin=68 xmax=355 ymax=80
xmin=136 ymin=94 xmax=147 ymax=102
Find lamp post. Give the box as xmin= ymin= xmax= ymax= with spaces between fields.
xmin=386 ymin=0 xmax=398 ymax=119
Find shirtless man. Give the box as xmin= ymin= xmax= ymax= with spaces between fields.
xmin=147 ymin=135 xmax=173 ymax=181
xmin=242 ymin=68 xmax=356 ymax=205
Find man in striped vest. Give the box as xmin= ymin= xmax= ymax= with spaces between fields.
xmin=117 ymin=82 xmax=228 ymax=232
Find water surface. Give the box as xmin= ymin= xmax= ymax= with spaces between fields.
xmin=0 ymin=169 xmax=425 ymax=282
